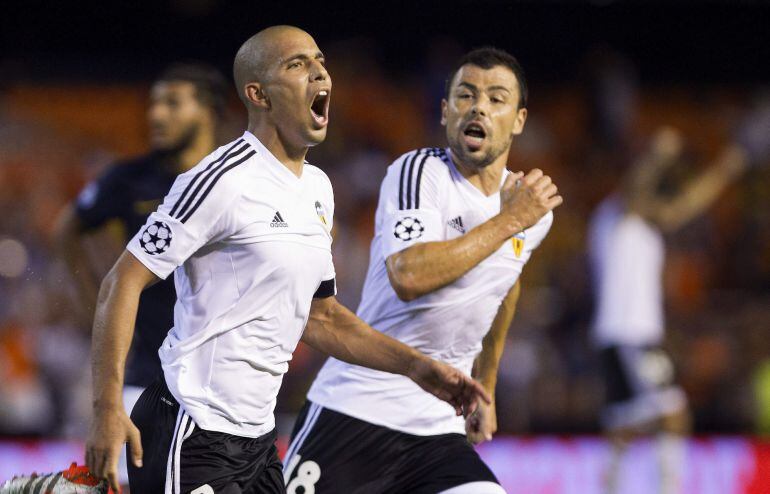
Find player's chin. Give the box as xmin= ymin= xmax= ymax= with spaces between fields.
xmin=150 ymin=134 xmax=175 ymax=151
xmin=303 ymin=126 xmax=328 ymax=146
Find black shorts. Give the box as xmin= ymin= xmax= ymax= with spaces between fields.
xmin=599 ymin=345 xmax=687 ymax=430
xmin=128 ymin=378 xmax=284 ymax=494
xmin=283 ymin=401 xmax=500 ymax=494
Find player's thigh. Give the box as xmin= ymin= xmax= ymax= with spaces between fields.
xmin=128 ymin=379 xmax=179 ymax=492
xmin=180 ymin=428 xmax=284 ymax=494
xmin=437 ymin=481 xmax=507 ymax=494
xmin=600 ymin=345 xmax=687 ymax=432
xmin=284 ymin=403 xmax=394 ymax=494
xmin=404 ymin=433 xmax=500 ymax=494
xmin=248 ymin=442 xmax=285 ymax=494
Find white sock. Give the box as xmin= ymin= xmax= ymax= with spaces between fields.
xmin=658 ymin=432 xmax=686 ymax=494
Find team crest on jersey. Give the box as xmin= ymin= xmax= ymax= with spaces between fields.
xmin=511 ymin=231 xmax=525 ymax=257
xmin=315 ymin=200 xmax=328 ymax=226
xmin=394 ymin=217 xmax=424 ymax=241
xmin=140 ymin=220 xmax=172 ymax=255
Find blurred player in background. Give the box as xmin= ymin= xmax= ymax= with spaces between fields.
xmin=84 ymin=26 xmax=489 ymax=493
xmin=588 ymin=126 xmax=758 ymax=494
xmin=285 ymin=47 xmax=561 ymax=494
xmin=54 ymin=62 xmax=228 ymax=491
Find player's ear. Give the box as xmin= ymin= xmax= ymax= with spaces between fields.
xmin=512 ymin=107 xmax=527 ymax=136
xmin=440 ymin=99 xmax=448 ymax=126
xmin=245 ymin=82 xmax=270 ymax=110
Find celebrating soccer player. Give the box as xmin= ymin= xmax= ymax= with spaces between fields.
xmin=84 ymin=26 xmax=490 ymax=493
xmin=285 ymin=47 xmax=562 ymax=493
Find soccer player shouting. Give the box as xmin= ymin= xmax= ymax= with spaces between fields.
xmin=85 ymin=26 xmax=489 ymax=493
xmin=286 ymin=47 xmax=561 ymax=493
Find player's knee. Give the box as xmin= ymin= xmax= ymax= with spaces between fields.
xmin=661 ymin=407 xmax=691 ymax=435
xmin=437 ymin=481 xmax=507 ymax=494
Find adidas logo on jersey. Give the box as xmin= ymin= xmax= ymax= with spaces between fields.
xmin=448 ymin=216 xmax=465 ymax=234
xmin=270 ymin=211 xmax=288 ymax=228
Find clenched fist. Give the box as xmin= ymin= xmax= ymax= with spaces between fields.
xmin=497 ymin=168 xmax=562 ymax=237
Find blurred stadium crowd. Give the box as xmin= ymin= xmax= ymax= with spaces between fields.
xmin=0 ymin=37 xmax=769 ymax=444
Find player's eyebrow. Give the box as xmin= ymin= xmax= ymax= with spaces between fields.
xmin=487 ymin=85 xmax=512 ymax=94
xmin=456 ymin=82 xmax=478 ymax=92
xmin=283 ymin=51 xmax=325 ymax=65
xmin=456 ymin=82 xmax=512 ymax=94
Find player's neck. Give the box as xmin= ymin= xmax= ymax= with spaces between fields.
xmin=248 ymin=124 xmax=307 ymax=177
xmin=175 ymin=130 xmax=217 ymax=173
xmin=453 ymin=152 xmax=509 ymax=196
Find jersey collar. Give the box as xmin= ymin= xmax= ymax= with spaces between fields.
xmin=444 ymin=148 xmax=508 ymax=201
xmin=241 ymin=131 xmax=304 ymax=184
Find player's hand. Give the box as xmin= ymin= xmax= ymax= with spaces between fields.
xmin=650 ymin=126 xmax=684 ymax=160
xmin=408 ymin=356 xmax=492 ymax=417
xmin=465 ymin=399 xmax=497 ymax=444
xmin=86 ymin=406 xmax=143 ymax=491
xmin=497 ymin=168 xmax=562 ymax=237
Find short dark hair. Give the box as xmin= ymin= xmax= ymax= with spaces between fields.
xmin=445 ymin=47 xmax=528 ymax=109
xmin=156 ymin=62 xmax=229 ymax=119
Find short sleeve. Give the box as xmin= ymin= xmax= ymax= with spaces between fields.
xmin=74 ymin=165 xmax=127 ymax=230
xmin=379 ymin=150 xmax=445 ymax=259
xmin=315 ymin=171 xmax=336 ymax=298
xmin=126 ymin=169 xmax=243 ymax=280
xmin=313 ymin=277 xmax=336 ymax=298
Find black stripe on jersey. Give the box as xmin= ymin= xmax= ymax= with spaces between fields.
xmin=179 ymin=149 xmax=256 ymax=223
xmin=313 ymin=278 xmax=336 ymax=299
xmin=413 ymin=152 xmax=431 ymax=209
xmin=174 ymin=141 xmax=252 ymax=220
xmin=436 ymin=147 xmax=451 ymax=167
xmin=404 ymin=151 xmax=421 ymax=210
xmin=398 ymin=152 xmax=413 ymax=210
xmin=169 ymin=139 xmax=245 ymax=217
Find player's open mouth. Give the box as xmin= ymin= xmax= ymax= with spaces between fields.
xmin=310 ymin=89 xmax=330 ymax=127
xmin=463 ymin=122 xmax=487 ymax=151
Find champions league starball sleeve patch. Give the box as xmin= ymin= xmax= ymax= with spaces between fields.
xmin=393 ymin=216 xmax=425 ymax=241
xmin=139 ymin=220 xmax=173 ymax=255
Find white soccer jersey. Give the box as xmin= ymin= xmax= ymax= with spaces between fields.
xmin=307 ymin=147 xmax=553 ymax=436
xmin=588 ymin=195 xmax=665 ymax=347
xmin=126 ymin=131 xmax=336 ymax=438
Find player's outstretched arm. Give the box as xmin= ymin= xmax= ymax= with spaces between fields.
xmin=303 ymin=296 xmax=491 ymax=416
xmin=639 ymin=145 xmax=747 ymax=233
xmin=387 ymin=169 xmax=561 ymax=301
xmin=625 ymin=127 xmax=748 ymax=233
xmin=86 ymin=250 xmax=158 ymax=491
xmin=466 ymin=280 xmax=521 ymax=444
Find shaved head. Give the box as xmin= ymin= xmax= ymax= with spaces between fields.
xmin=233 ymin=25 xmax=313 ymax=105
xmin=233 ymin=25 xmax=330 ymax=154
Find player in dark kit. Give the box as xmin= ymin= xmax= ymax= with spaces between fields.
xmin=55 ymin=62 xmax=228 ymax=490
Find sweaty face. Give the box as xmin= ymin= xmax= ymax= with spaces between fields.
xmin=261 ymin=31 xmax=331 ymax=149
xmin=442 ymin=64 xmax=526 ymax=169
xmin=147 ymin=81 xmax=208 ymax=152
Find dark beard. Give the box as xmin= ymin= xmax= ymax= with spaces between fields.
xmin=447 ymin=132 xmax=512 ymax=170
xmin=154 ymin=121 xmax=201 ymax=158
